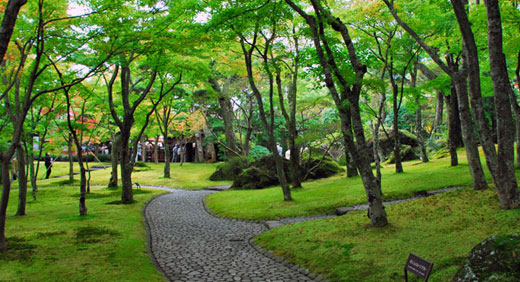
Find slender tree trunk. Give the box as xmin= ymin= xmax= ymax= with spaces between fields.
xmin=484 ymin=0 xmax=519 ymax=208
xmin=203 ymin=126 xmax=216 ymax=162
xmin=27 ymin=138 xmax=37 ymax=200
xmin=210 ymin=77 xmax=239 ymax=157
xmin=68 ymin=134 xmax=74 ymax=182
xmin=391 ymin=81 xmax=403 ymax=173
xmin=446 ymin=85 xmax=461 ymax=166
xmin=120 ymin=130 xmax=133 ymax=203
xmin=154 ymin=136 xmax=159 ymax=164
xmin=433 ymin=91 xmax=444 ymax=136
xmin=412 ymin=64 xmax=429 ymax=162
xmin=163 ymin=131 xmax=171 ymax=178
xmin=108 ymin=133 xmax=120 ymax=188
xmin=452 ymin=0 xmax=499 ymax=188
xmin=453 ymin=74 xmax=488 ymax=190
xmin=15 ymin=146 xmax=27 ymax=216
xmin=195 ymin=132 xmax=205 ymax=162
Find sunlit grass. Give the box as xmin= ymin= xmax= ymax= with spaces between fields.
xmin=35 ymin=161 xmax=230 ymax=190
xmin=256 ymin=188 xmax=520 ymax=281
xmin=1 ymin=185 xmax=166 ymax=281
xmin=206 ymin=149 xmax=491 ymax=220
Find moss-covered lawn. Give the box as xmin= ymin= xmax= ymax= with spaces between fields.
xmin=256 ymin=188 xmax=520 ymax=281
xmin=38 ymin=161 xmax=230 ymax=190
xmin=1 ymin=185 xmax=166 ymax=281
xmin=206 ymin=150 xmax=492 ymax=220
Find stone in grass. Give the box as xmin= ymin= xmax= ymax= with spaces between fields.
xmin=453 ymin=234 xmax=520 ymax=282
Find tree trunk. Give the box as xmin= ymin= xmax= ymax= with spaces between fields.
xmin=392 ymin=82 xmax=403 ymax=173
xmin=0 ymin=0 xmax=27 ymax=65
xmin=163 ymin=131 xmax=171 ymax=178
xmin=484 ymin=0 xmax=519 ymax=208
xmin=345 ymin=151 xmax=358 ymax=178
xmin=452 ymin=0 xmax=499 ymax=189
xmin=28 ymin=138 xmax=37 ymax=200
xmin=210 ymin=77 xmax=239 ymax=157
xmin=108 ymin=133 xmax=120 ymax=188
xmin=203 ymin=126 xmax=216 ymax=162
xmin=195 ymin=132 xmax=205 ymax=162
xmin=154 ymin=136 xmax=159 ymax=164
xmin=0 ymin=155 xmax=14 ymax=251
xmin=68 ymin=134 xmax=74 ymax=182
xmin=120 ymin=131 xmax=133 ymax=203
xmin=453 ymin=74 xmax=488 ymax=190
xmin=446 ymin=84 xmax=461 ymax=166
xmin=433 ymin=90 xmax=444 ymax=136
xmin=15 ymin=146 xmax=27 ymax=216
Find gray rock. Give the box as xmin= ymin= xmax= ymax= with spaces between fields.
xmin=453 ymin=234 xmax=520 ymax=282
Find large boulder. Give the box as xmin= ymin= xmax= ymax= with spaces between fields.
xmin=453 ymin=234 xmax=520 ymax=281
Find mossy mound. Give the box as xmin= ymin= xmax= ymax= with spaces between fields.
xmin=230 ymin=154 xmax=342 ymax=189
xmin=382 ymin=145 xmax=418 ymax=165
xmin=302 ymin=156 xmax=344 ymax=180
xmin=453 ymin=234 xmax=520 ymax=281
xmin=209 ymin=157 xmax=252 ymax=181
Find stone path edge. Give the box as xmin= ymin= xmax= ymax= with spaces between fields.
xmin=142 ymin=193 xmax=171 ymax=280
xmin=199 ymin=196 xmax=326 ymax=282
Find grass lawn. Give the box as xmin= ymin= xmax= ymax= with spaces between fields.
xmin=1 ymin=162 xmax=230 ymax=281
xmin=1 ymin=185 xmax=166 ymax=281
xmin=206 ymin=149 xmax=493 ymax=220
xmin=255 ymin=188 xmax=520 ymax=281
xmin=37 ymin=161 xmax=230 ymax=190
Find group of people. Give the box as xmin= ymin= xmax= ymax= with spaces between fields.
xmin=171 ymin=144 xmax=183 ymax=162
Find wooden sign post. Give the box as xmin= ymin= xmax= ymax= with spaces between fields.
xmin=404 ymin=253 xmax=434 ymax=282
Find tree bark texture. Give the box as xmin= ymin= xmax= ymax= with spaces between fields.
xmin=108 ymin=132 xmax=121 ymax=188
xmin=433 ymin=91 xmax=444 ymax=136
xmin=15 ymin=146 xmax=27 ymax=216
xmin=484 ymin=0 xmax=519 ymax=208
xmin=209 ymin=77 xmax=239 ymax=157
xmin=453 ymin=74 xmax=488 ymax=190
xmin=0 ymin=0 xmax=27 ymax=65
xmin=68 ymin=134 xmax=74 ymax=182
xmin=451 ymin=0 xmax=499 ymax=187
xmin=446 ymin=85 xmax=461 ymax=166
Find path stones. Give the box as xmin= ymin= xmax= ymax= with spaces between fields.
xmin=144 ymin=189 xmax=316 ymax=282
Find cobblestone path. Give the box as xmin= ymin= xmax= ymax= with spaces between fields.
xmin=144 ymin=188 xmax=316 ymax=282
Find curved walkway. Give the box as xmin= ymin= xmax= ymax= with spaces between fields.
xmin=143 ymin=187 xmax=319 ymax=282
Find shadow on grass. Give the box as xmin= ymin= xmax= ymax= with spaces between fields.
xmin=58 ymin=214 xmax=98 ymax=221
xmin=75 ymin=226 xmax=121 ymax=245
xmin=0 ymin=237 xmax=36 ymax=262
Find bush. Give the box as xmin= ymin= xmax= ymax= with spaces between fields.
xmin=248 ymin=145 xmax=271 ymax=159
xmin=209 ymin=157 xmax=252 ymax=181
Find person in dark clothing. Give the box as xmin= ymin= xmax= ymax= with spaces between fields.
xmin=44 ymin=153 xmax=53 ymax=179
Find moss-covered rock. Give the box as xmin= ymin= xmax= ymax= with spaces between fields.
xmin=209 ymin=157 xmax=252 ymax=181
xmin=302 ymin=156 xmax=344 ymax=180
xmin=230 ymin=154 xmax=343 ymax=189
xmin=453 ymin=234 xmax=520 ymax=282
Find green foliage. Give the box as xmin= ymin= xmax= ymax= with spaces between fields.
xmin=248 ymin=145 xmax=271 ymax=159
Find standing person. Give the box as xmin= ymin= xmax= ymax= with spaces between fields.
xmin=44 ymin=153 xmax=53 ymax=179
xmin=172 ymin=144 xmax=179 ymax=163
xmin=276 ymin=142 xmax=283 ymax=156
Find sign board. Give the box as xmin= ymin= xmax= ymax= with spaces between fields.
xmin=404 ymin=253 xmax=434 ymax=282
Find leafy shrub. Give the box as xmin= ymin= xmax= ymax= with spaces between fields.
xmin=248 ymin=145 xmax=271 ymax=159
xmin=232 ymin=167 xmax=278 ymax=190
